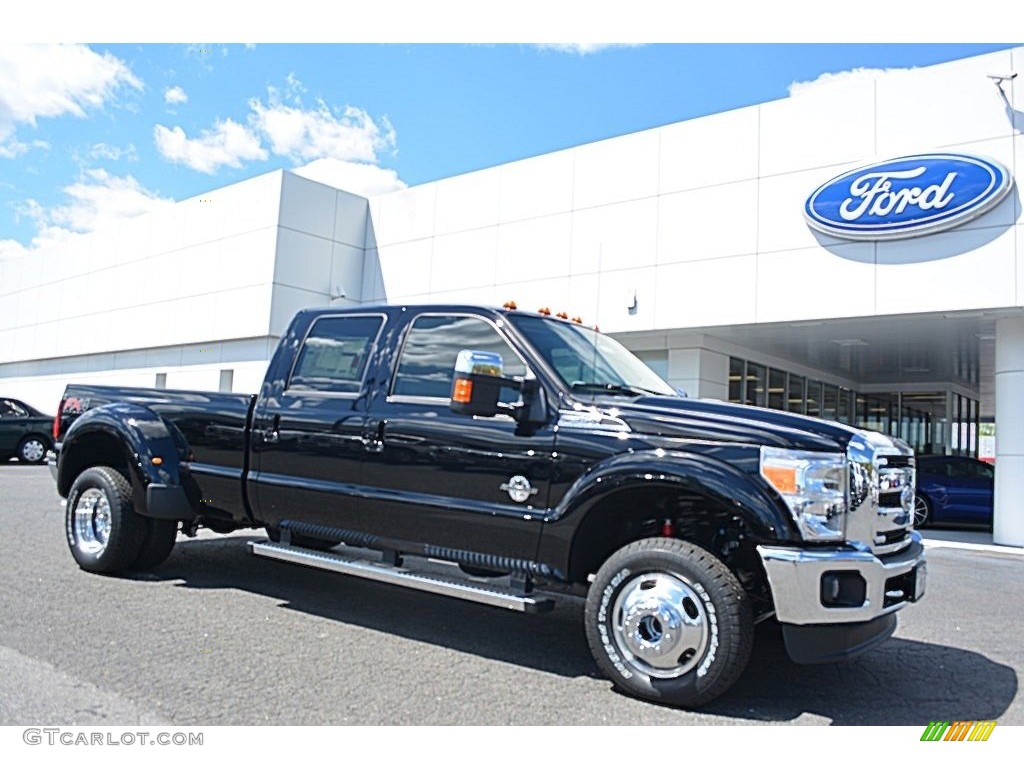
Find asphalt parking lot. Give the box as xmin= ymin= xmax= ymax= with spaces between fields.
xmin=1 ymin=462 xmax=1021 ymax=726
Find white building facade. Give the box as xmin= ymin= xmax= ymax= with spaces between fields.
xmin=2 ymin=46 xmax=1023 ymax=544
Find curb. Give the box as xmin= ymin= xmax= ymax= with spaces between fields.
xmin=921 ymin=538 xmax=1024 ymax=557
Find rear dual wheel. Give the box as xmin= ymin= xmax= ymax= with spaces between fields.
xmin=65 ymin=466 xmax=177 ymax=573
xmin=585 ymin=537 xmax=753 ymax=708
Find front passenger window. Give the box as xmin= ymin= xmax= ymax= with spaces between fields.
xmin=392 ymin=315 xmax=527 ymax=403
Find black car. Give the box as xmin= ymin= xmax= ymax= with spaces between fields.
xmin=0 ymin=398 xmax=53 ymax=464
xmin=914 ymin=455 xmax=994 ymax=529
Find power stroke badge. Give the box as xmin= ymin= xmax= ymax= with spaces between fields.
xmin=500 ymin=475 xmax=538 ymax=503
xmin=804 ymin=153 xmax=1012 ymax=240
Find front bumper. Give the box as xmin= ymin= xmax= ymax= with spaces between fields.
xmin=757 ymin=531 xmax=926 ymax=626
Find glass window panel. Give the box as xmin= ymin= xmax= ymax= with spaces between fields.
xmin=788 ymin=375 xmax=805 ymax=414
xmin=744 ymin=363 xmax=766 ymax=408
xmin=837 ymin=388 xmax=852 ymax=425
xmin=767 ymin=369 xmax=786 ymax=411
xmin=805 ymin=380 xmax=822 ymax=418
xmin=393 ymin=314 xmax=526 ymax=402
xmin=822 ymin=384 xmax=838 ymax=421
xmin=290 ymin=315 xmax=385 ymax=394
xmin=728 ymin=358 xmax=744 ymax=404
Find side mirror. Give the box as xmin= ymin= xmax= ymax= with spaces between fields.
xmin=450 ymin=350 xmax=507 ymax=418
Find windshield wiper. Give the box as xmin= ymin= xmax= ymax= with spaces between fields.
xmin=570 ymin=382 xmax=658 ymax=397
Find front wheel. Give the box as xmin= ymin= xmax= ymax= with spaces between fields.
xmin=65 ymin=466 xmax=146 ymax=574
xmin=585 ymin=537 xmax=753 ymax=708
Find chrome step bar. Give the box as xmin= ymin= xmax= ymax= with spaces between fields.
xmin=249 ymin=540 xmax=555 ymax=613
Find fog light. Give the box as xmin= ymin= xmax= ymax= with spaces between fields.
xmin=821 ymin=571 xmax=867 ymax=608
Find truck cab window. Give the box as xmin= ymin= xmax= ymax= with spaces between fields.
xmin=392 ymin=314 xmax=527 ymax=402
xmin=289 ymin=315 xmax=384 ymax=393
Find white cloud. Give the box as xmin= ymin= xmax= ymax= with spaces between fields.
xmin=86 ymin=142 xmax=138 ymax=162
xmin=0 ymin=139 xmax=48 ymax=159
xmin=291 ymin=158 xmax=407 ymax=197
xmin=164 ymin=85 xmax=188 ymax=105
xmin=248 ymin=94 xmax=396 ymax=164
xmin=534 ymin=44 xmax=638 ymax=55
xmin=6 ymin=169 xmax=172 ymax=255
xmin=49 ymin=170 xmax=170 ymax=232
xmin=0 ymin=238 xmax=29 ymax=261
xmin=788 ymin=66 xmax=918 ymax=96
xmin=152 ymin=75 xmax=402 ymax=186
xmin=154 ymin=118 xmax=267 ymax=174
xmin=0 ymin=44 xmax=141 ymax=154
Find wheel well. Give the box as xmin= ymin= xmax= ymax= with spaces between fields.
xmin=567 ymin=484 xmax=771 ymax=609
xmin=18 ymin=432 xmax=52 ymax=446
xmin=59 ymin=433 xmax=132 ymax=497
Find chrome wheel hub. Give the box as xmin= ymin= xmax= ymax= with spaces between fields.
xmin=612 ymin=572 xmax=710 ymax=678
xmin=73 ymin=489 xmax=111 ymax=555
xmin=21 ymin=439 xmax=45 ymax=462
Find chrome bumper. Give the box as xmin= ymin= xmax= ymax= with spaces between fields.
xmin=757 ymin=531 xmax=926 ymax=625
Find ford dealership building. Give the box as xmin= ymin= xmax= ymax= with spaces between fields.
xmin=1 ymin=46 xmax=1022 ymax=545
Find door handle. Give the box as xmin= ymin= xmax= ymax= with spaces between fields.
xmin=262 ymin=415 xmax=281 ymax=444
xmin=361 ymin=420 xmax=385 ymax=453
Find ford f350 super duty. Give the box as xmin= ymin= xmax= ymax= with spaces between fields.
xmin=51 ymin=304 xmax=926 ymax=707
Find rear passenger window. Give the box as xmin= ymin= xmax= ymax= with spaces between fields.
xmin=392 ymin=315 xmax=526 ymax=401
xmin=289 ymin=315 xmax=384 ymax=393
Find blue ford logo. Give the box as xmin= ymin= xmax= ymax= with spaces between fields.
xmin=805 ymin=153 xmax=1012 ymax=240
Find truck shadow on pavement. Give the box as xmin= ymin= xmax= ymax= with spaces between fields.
xmin=137 ymin=535 xmax=1017 ymax=725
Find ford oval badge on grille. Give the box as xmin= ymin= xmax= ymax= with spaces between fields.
xmin=805 ymin=153 xmax=1012 ymax=240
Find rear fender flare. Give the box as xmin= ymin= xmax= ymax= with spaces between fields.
xmin=58 ymin=403 xmax=189 ymax=515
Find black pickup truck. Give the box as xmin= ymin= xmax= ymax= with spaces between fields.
xmin=51 ymin=304 xmax=926 ymax=707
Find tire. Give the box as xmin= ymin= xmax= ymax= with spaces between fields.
xmin=585 ymin=537 xmax=753 ymax=708
xmin=130 ymin=518 xmax=178 ymax=570
xmin=17 ymin=435 xmax=49 ymax=464
xmin=913 ymin=495 xmax=932 ymax=528
xmin=265 ymin=525 xmax=341 ymax=552
xmin=65 ymin=466 xmax=146 ymax=574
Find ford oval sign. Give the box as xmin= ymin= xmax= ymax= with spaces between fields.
xmin=805 ymin=153 xmax=1012 ymax=240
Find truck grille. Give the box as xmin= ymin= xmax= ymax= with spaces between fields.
xmin=847 ymin=440 xmax=916 ymax=556
xmin=874 ymin=454 xmax=915 ymax=554
xmin=878 ymin=491 xmax=903 ymax=508
xmin=878 ymin=455 xmax=913 ymax=469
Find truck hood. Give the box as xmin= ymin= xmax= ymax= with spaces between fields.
xmin=571 ymin=395 xmax=908 ymax=455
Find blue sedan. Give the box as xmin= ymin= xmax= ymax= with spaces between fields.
xmin=914 ymin=455 xmax=994 ymax=529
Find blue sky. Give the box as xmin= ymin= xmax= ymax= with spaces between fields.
xmin=0 ymin=41 xmax=1018 ymax=259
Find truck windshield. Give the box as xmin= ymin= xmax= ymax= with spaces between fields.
xmin=509 ymin=315 xmax=677 ymax=397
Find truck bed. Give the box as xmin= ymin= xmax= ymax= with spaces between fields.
xmin=57 ymin=383 xmax=255 ymax=520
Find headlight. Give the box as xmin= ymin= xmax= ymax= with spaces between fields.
xmin=760 ymin=447 xmax=847 ymax=541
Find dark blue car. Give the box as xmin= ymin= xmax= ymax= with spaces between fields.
xmin=914 ymin=455 xmax=994 ymax=529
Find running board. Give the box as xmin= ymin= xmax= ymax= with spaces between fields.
xmin=249 ymin=540 xmax=555 ymax=613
